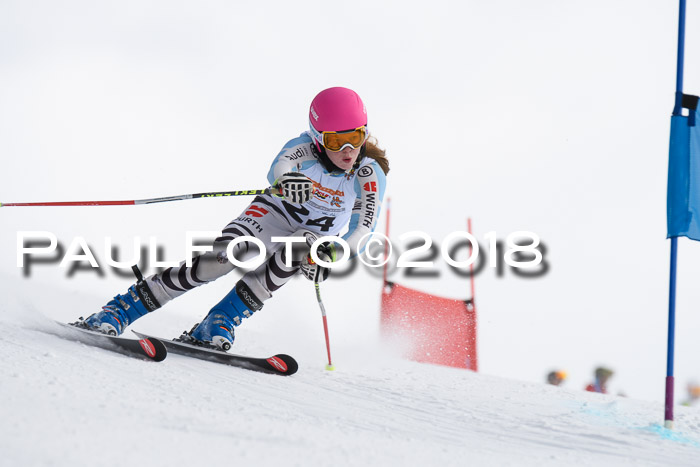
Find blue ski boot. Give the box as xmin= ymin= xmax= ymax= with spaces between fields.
xmin=188 ymin=282 xmax=262 ymax=351
xmin=82 ymin=283 xmax=161 ymax=336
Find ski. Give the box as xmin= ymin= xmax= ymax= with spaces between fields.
xmin=132 ymin=331 xmax=298 ymax=376
xmin=55 ymin=322 xmax=168 ymax=362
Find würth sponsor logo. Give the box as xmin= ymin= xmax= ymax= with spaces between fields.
xmin=267 ymin=356 xmax=288 ymax=372
xmin=236 ymin=217 xmax=264 ymax=233
xmin=362 ymin=193 xmax=376 ymax=228
xmin=245 ymin=205 xmax=268 ymax=218
xmin=363 ymin=181 xmax=377 ymax=192
xmin=138 ymin=339 xmax=157 ymax=358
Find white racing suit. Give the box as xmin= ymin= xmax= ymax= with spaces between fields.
xmin=141 ymin=131 xmax=387 ymax=314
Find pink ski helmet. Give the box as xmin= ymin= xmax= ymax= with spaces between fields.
xmin=309 ymin=87 xmax=368 ymax=151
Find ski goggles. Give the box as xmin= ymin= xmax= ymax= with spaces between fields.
xmin=320 ymin=126 xmax=367 ymax=152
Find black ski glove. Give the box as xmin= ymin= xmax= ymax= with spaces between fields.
xmin=274 ymin=172 xmax=314 ymax=204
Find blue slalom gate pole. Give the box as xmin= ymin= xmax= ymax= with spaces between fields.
xmin=665 ymin=0 xmax=686 ymax=430
xmin=665 ymin=237 xmax=678 ymax=428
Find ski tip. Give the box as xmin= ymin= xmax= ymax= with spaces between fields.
xmin=138 ymin=337 xmax=168 ymax=362
xmin=130 ymin=332 xmax=168 ymax=362
xmin=268 ymin=354 xmax=299 ymax=376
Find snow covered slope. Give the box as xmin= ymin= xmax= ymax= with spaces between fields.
xmin=2 ymin=283 xmax=699 ymax=467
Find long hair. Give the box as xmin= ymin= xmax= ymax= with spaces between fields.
xmin=364 ymin=136 xmax=389 ymax=175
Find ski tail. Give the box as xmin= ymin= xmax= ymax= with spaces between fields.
xmin=55 ymin=322 xmax=168 ymax=362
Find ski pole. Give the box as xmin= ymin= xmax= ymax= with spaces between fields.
xmin=314 ymin=281 xmax=335 ymax=371
xmin=0 ymin=187 xmax=281 ymax=208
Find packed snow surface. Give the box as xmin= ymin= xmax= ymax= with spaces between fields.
xmin=1 ymin=286 xmax=699 ymax=467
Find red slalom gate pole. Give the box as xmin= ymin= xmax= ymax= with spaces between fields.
xmin=467 ymin=217 xmax=479 ymax=372
xmin=314 ymin=281 xmax=335 ymax=371
xmin=467 ymin=218 xmax=476 ymax=302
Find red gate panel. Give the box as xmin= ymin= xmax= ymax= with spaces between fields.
xmin=381 ymin=282 xmax=478 ymax=370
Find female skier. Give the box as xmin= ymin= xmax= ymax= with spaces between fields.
xmin=77 ymin=87 xmax=389 ymax=350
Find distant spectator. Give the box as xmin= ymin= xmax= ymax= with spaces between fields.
xmin=681 ymin=382 xmax=700 ymax=407
xmin=585 ymin=367 xmax=613 ymax=394
xmin=547 ymin=370 xmax=567 ymax=386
